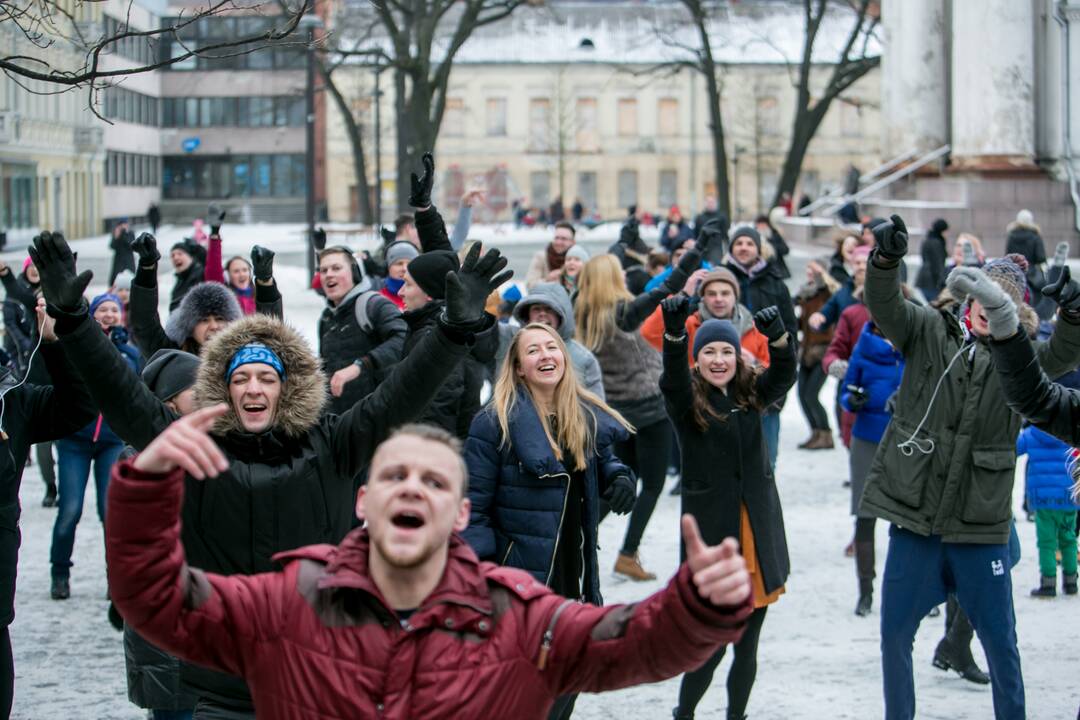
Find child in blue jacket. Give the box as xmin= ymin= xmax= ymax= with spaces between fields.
xmin=841 ymin=321 xmax=903 ymax=616
xmin=1017 ymin=422 xmax=1079 ymax=597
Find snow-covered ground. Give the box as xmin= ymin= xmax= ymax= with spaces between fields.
xmin=4 ymin=225 xmax=1078 ymax=719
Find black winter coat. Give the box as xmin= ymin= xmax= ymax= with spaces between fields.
xmin=990 ymin=329 xmax=1080 ymax=448
xmin=169 ymin=261 xmax=205 ymax=311
xmin=109 ymin=230 xmax=136 ymax=286
xmin=660 ymin=334 xmax=796 ymax=595
xmin=915 ymin=230 xmax=948 ymax=295
xmin=724 ymin=260 xmax=798 ymax=340
xmin=319 ymin=286 xmax=407 ymax=416
xmin=56 ymin=307 xmax=475 ymax=709
xmin=130 ymin=267 xmax=283 ymax=358
xmin=0 ymin=344 xmax=96 ymax=626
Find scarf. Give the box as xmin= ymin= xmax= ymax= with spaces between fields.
xmin=546 ymin=243 xmax=567 ymax=272
xmin=384 ymin=276 xmax=405 ymax=297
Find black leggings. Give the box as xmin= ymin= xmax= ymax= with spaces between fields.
xmin=796 ymin=364 xmax=830 ymax=432
xmin=677 ymin=606 xmax=768 ymax=717
xmin=0 ymin=625 xmax=12 ymax=720
xmin=610 ymin=418 xmax=672 ymax=555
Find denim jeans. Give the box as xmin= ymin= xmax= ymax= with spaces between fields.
xmin=50 ymin=437 xmax=123 ymax=579
xmin=761 ymin=410 xmax=780 ymax=471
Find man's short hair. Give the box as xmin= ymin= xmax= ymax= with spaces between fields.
xmin=388 ymin=423 xmax=469 ymax=495
xmin=554 ymin=221 xmax=576 ymax=238
xmin=395 ymin=214 xmax=416 ymax=230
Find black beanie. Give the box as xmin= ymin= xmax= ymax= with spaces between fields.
xmin=407 ymin=250 xmax=460 ymax=301
xmin=142 ymin=348 xmax=200 ymax=403
xmin=931 ymin=218 xmax=949 ymax=234
xmin=693 ymin=319 xmax=742 ymax=360
xmin=730 ymin=225 xmax=761 ymax=252
xmin=170 ymin=240 xmax=194 ymax=256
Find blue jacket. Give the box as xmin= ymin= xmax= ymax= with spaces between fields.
xmin=1017 ymin=425 xmax=1080 ymax=511
xmin=819 ymin=282 xmax=858 ymax=329
xmin=841 ymin=323 xmax=904 ymax=443
xmin=644 ymin=260 xmax=713 ymax=293
xmin=462 ymin=389 xmax=631 ymax=604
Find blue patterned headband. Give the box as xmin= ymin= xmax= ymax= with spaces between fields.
xmin=226 ymin=343 xmax=286 ymax=381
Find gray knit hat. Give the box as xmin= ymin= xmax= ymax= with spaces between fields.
xmin=983 ymin=253 xmax=1030 ymax=306
xmin=112 ymin=269 xmax=135 ymax=292
xmin=565 ymin=245 xmax=590 ymax=263
xmin=142 ymin=348 xmax=200 ymax=402
xmin=385 ymin=240 xmax=419 ymax=267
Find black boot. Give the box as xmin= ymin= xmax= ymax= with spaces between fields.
xmin=1063 ymin=573 xmax=1077 ymax=596
xmin=1030 ymin=575 xmax=1057 ymax=598
xmin=854 ymin=540 xmax=875 ymax=617
xmin=672 ymin=707 xmax=693 ymax=720
xmin=41 ymin=483 xmax=57 ymax=508
xmin=50 ymin=576 xmax=70 ymax=600
xmin=932 ymin=605 xmax=990 ymax=685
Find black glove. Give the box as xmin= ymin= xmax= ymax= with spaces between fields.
xmin=409 ymin=151 xmax=435 ymax=209
xmin=845 ymin=385 xmax=869 ymax=413
xmin=313 ymin=227 xmax=327 ymax=251
xmin=251 ymin=245 xmax=275 ymax=282
xmin=360 ymin=251 xmax=385 ymax=279
xmin=603 ymin=474 xmax=636 ymax=515
xmin=665 ymin=244 xmax=703 ymax=294
xmin=1043 ymin=265 xmax=1080 ymax=318
xmin=444 ymin=243 xmax=513 ymax=327
xmin=27 ymin=231 xmax=92 ymax=313
xmin=379 ymin=226 xmax=396 ymax=245
xmin=753 ymin=306 xmax=786 ymax=343
xmin=872 ymin=214 xmax=908 ymax=263
xmin=619 ymin=217 xmax=640 ymax=246
xmin=661 ymin=294 xmax=690 ymax=337
xmin=696 ymin=217 xmax=725 ymax=256
xmin=208 ymin=203 xmax=226 ymax=235
xmin=121 ymin=228 xmax=135 ymax=249
xmin=130 ymin=231 xmax=160 ymax=267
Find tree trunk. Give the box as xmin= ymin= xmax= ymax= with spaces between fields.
xmin=703 ymin=71 xmax=730 ymax=220
xmin=394 ymin=68 xmax=412 ymax=214
xmin=773 ymin=105 xmax=828 ymax=207
xmin=321 ymin=66 xmax=372 ymax=224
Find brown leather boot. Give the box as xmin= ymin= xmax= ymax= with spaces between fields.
xmin=804 ymin=429 xmax=835 ymax=450
xmin=614 ymin=552 xmax=656 ymax=581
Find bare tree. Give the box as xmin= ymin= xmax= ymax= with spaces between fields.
xmin=333 ymin=0 xmax=536 ymax=212
xmin=0 ymin=0 xmax=311 ymax=105
xmin=771 ymin=0 xmax=880 ymax=207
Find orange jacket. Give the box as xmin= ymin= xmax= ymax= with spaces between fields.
xmin=641 ymin=306 xmax=771 ymax=368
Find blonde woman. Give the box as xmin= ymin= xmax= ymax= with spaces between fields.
xmin=575 ymin=247 xmax=700 ymax=580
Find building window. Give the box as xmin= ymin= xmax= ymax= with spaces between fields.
xmin=161 ymin=15 xmax=301 ymax=71
xmin=530 ymin=171 xmax=550 ymax=208
xmin=658 ymin=98 xmax=679 ymax=137
xmin=576 ymin=97 xmax=598 ymax=152
xmin=104 ymin=151 xmax=158 ymax=187
xmin=529 ymin=98 xmax=550 ymax=152
xmin=486 ymin=97 xmax=507 ymax=137
xmin=577 ymin=171 xmax=597 ymax=212
xmin=617 ymin=98 xmax=637 ymax=137
xmin=1 ymin=165 xmax=38 ymax=229
xmin=757 ymin=96 xmax=780 ymax=136
xmin=617 ymin=169 xmax=638 ymax=209
xmin=658 ymin=170 xmax=678 ymax=208
xmin=163 ymin=154 xmax=306 ymax=199
xmin=101 ymin=87 xmax=160 ymax=127
xmin=443 ymin=98 xmax=465 ymax=137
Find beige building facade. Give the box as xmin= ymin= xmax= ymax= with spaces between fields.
xmin=325 ymin=3 xmax=882 ymax=224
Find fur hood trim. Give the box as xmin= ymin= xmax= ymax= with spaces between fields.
xmin=165 ymin=282 xmax=242 ymax=345
xmin=1006 ymin=219 xmax=1042 ymax=236
xmin=194 ymin=314 xmax=328 ymax=438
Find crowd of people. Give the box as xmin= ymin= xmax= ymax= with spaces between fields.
xmin=0 ymin=150 xmax=1077 ymax=720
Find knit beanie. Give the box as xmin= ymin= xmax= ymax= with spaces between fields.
xmin=406 ymin=250 xmax=460 ymax=301
xmin=983 ymin=253 xmax=1030 ymax=306
xmin=1016 ymin=209 xmax=1035 ymax=226
xmin=566 ymin=245 xmax=590 ymax=263
xmin=142 ymin=348 xmax=200 ymax=403
xmin=385 ymin=240 xmax=419 ymax=267
xmin=89 ymin=293 xmax=123 ymax=317
xmin=730 ymin=225 xmax=761 ymax=252
xmin=112 ymin=269 xmax=135 ymax=291
xmin=693 ymin=319 xmax=742 ymax=360
xmin=698 ymin=267 xmax=740 ymax=300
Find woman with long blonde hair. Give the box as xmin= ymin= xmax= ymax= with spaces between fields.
xmin=462 ymin=323 xmax=635 ymax=608
xmin=575 ymin=244 xmax=700 ymax=580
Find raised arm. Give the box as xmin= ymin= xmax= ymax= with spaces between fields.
xmin=450 ymin=202 xmax=474 ymax=251
xmin=657 ymin=296 xmax=694 ymax=419
xmin=251 ymin=246 xmax=283 ymax=320
xmin=27 ymin=341 xmax=97 ymax=444
xmin=204 ymin=233 xmax=224 ymax=284
xmin=751 ymin=307 xmax=797 ymax=407
xmin=864 ymin=217 xmax=935 ymax=355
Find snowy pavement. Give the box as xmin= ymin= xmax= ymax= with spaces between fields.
xmin=4 ymin=225 xmax=1079 ymax=719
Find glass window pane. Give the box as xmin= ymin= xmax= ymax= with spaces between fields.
xmin=617 ymin=98 xmax=637 ymax=137
xmin=251 ymin=98 xmax=273 ymax=127
xmin=287 ymin=97 xmax=304 ymax=126
xmin=232 ymin=157 xmax=250 ymax=197
xmin=617 ymin=170 xmax=637 ymax=209
xmin=485 ymin=97 xmax=507 ymax=137
xmin=252 ymin=155 xmax=271 ymax=196
xmin=577 ymin=171 xmax=597 ymax=211
xmin=658 ymin=170 xmax=678 ymax=208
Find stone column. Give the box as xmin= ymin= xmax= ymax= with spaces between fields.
xmin=950 ymin=0 xmax=1036 ymax=168
xmin=881 ymin=0 xmax=947 ymax=157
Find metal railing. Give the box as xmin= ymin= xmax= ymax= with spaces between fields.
xmin=798 ymin=148 xmax=919 ymax=216
xmin=820 ymin=144 xmax=951 ymax=217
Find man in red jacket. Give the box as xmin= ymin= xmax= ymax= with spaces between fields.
xmin=107 ymin=410 xmax=753 ymax=720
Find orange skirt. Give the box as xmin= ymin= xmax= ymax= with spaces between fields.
xmin=740 ymin=504 xmax=785 ymax=608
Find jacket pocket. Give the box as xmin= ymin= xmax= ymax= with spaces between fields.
xmin=874 ymin=419 xmax=933 ymax=509
xmin=960 ymin=449 xmax=1015 ymax=524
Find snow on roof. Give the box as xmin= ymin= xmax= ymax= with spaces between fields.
xmin=337 ymin=1 xmax=881 ymax=68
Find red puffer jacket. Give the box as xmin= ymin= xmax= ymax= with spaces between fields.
xmin=107 ymin=460 xmax=753 ymax=720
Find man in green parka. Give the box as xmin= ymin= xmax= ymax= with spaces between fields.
xmin=861 ymin=215 xmax=1080 ymax=720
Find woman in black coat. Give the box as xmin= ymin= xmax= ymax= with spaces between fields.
xmin=659 ymin=298 xmax=796 ymax=720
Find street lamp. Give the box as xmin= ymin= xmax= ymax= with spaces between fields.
xmin=298 ymin=12 xmax=324 ymax=282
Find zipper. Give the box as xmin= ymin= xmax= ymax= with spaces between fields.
xmin=500 ymin=540 xmax=516 ymax=565
xmin=543 ymin=472 xmax=572 ymax=586
xmin=537 ymin=598 xmax=574 ymax=670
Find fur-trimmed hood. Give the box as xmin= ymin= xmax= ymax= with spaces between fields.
xmin=165 ymin=282 xmax=242 ymax=345
xmin=194 ymin=314 xmax=328 ymax=438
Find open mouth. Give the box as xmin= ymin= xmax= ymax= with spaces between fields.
xmin=538 ymin=363 xmax=557 ymax=373
xmin=391 ymin=511 xmax=425 ymax=529
xmin=242 ymin=403 xmax=267 ymax=413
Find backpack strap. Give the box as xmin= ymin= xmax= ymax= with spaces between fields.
xmin=353 ymin=290 xmax=381 ymax=334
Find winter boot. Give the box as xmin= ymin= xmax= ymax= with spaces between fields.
xmin=932 ymin=606 xmax=990 ymax=685
xmin=797 ymin=432 xmax=816 ymax=449
xmin=854 ymin=540 xmax=875 ymax=617
xmin=672 ymin=707 xmax=693 ymax=720
xmin=41 ymin=483 xmax=57 ymax=508
xmin=1064 ymin=573 xmax=1077 ymax=596
xmin=1031 ymin=575 xmax=1057 ymax=598
xmin=804 ymin=429 xmax=834 ymax=450
xmin=50 ymin=576 xmax=70 ymax=600
xmin=855 ymin=581 xmax=873 ymax=617
xmin=614 ymin=552 xmax=656 ymax=581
